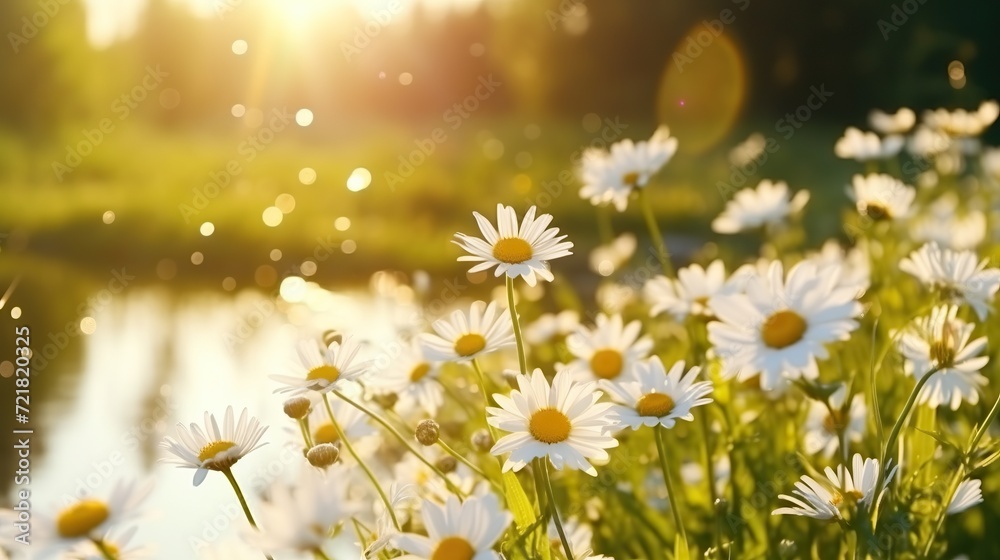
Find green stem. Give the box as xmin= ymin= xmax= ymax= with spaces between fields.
xmin=920 ymin=389 xmax=1000 ymax=558
xmin=880 ymin=366 xmax=941 ymax=469
xmin=540 ymin=459 xmax=574 ymax=560
xmin=506 ymin=275 xmax=529 ymax=375
xmin=655 ymin=425 xmax=688 ymax=545
xmin=298 ymin=417 xmax=314 ymax=449
xmin=221 ymin=468 xmax=274 ymax=560
xmin=437 ymin=439 xmax=501 ymax=492
xmin=699 ymin=410 xmax=722 ymax=555
xmin=90 ymin=539 xmax=117 ymax=560
xmin=321 ymin=394 xmax=400 ymax=530
xmin=332 ymin=390 xmax=466 ymax=498
xmin=920 ymin=472 xmax=963 ymax=559
xmin=638 ymin=188 xmax=674 ymax=278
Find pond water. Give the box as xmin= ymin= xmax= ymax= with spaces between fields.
xmin=14 ymin=283 xmax=421 ymax=558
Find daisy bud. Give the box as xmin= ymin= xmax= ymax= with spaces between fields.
xmin=471 ymin=429 xmax=493 ymax=452
xmin=435 ymin=455 xmax=458 ymax=474
xmin=283 ymin=396 xmax=311 ymax=419
xmin=306 ymin=443 xmax=340 ymax=468
xmin=415 ymin=419 xmax=440 ymax=446
xmin=372 ymin=392 xmax=399 ymax=411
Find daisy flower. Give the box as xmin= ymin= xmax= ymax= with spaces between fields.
xmin=565 ymin=313 xmax=653 ymax=383
xmin=579 ymin=126 xmax=678 ymax=212
xmin=802 ymin=386 xmax=866 ymax=458
xmin=899 ymin=242 xmax=1000 ymax=320
xmin=394 ymin=494 xmax=512 ymax=560
xmin=305 ymin=394 xmax=377 ymax=457
xmin=245 ymin=465 xmax=359 ymax=555
xmin=644 ymin=259 xmax=733 ymax=321
xmin=896 ymin=305 xmax=989 ymax=410
xmin=834 ymin=127 xmax=904 ymax=161
xmin=806 ymin=240 xmax=870 ymax=298
xmin=419 ymin=300 xmax=514 ymax=363
xmin=907 ymin=125 xmax=952 ymax=158
xmin=524 ymin=310 xmax=580 ymax=345
xmin=708 ymin=260 xmax=862 ymax=391
xmin=0 ymin=480 xmax=151 ymax=559
xmin=271 ymin=337 xmax=370 ymax=397
xmin=453 ymin=204 xmax=574 ymax=287
xmin=160 ymin=406 xmax=268 ymax=486
xmin=869 ymin=107 xmax=916 ymax=135
xmin=67 ymin=526 xmax=152 ymax=560
xmin=912 ymin=194 xmax=986 ymax=251
xmin=487 ymin=368 xmax=620 ymax=476
xmin=772 ymin=454 xmax=896 ymax=519
xmin=728 ymin=132 xmax=767 ymax=167
xmin=924 ymin=101 xmax=999 ymax=137
xmin=600 ymin=357 xmax=713 ymax=431
xmin=848 ymin=173 xmax=915 ymax=221
xmin=588 ymin=233 xmax=637 ymax=276
xmin=947 ymin=479 xmax=984 ymax=515
xmin=711 ymin=179 xmax=810 ymax=234
xmin=370 ymin=340 xmax=444 ymax=417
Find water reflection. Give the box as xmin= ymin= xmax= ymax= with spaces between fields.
xmin=19 ymin=285 xmax=413 ymax=558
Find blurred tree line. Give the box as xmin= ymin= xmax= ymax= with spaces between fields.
xmin=1 ymin=0 xmax=998 ymax=143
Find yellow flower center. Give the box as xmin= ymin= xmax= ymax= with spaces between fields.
xmin=56 ymin=499 xmax=110 ymax=539
xmin=930 ymin=340 xmax=956 ymax=367
xmin=313 ymin=423 xmax=340 ymax=445
xmin=761 ymin=310 xmax=808 ymax=349
xmin=198 ymin=440 xmax=237 ymax=462
xmin=823 ymin=409 xmax=846 ymax=435
xmin=454 ymin=333 xmax=486 ymax=357
xmin=831 ymin=489 xmax=865 ymax=507
xmin=431 ymin=536 xmax=476 ymax=560
xmin=636 ymin=392 xmax=675 ymax=417
xmin=622 ymin=171 xmax=640 ymax=186
xmin=529 ymin=408 xmax=572 ymax=444
xmin=492 ymin=237 xmax=533 ymax=264
xmin=410 ymin=362 xmax=432 ymax=383
xmin=590 ymin=348 xmax=624 ymax=380
xmin=862 ymin=202 xmax=888 ymax=220
xmin=306 ymin=365 xmax=341 ymax=384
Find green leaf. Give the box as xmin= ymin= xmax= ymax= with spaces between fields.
xmin=503 ymin=470 xmax=551 ymax=560
xmin=673 ymin=534 xmax=691 ymax=560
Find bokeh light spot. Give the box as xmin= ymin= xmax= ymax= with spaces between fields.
xmin=156 ymin=258 xmax=177 ymax=280
xmin=341 ymin=240 xmax=357 ymax=254
xmin=347 ymin=168 xmax=372 ymax=192
xmin=275 ymin=193 xmax=296 ymax=214
xmin=222 ymin=277 xmax=236 ymax=291
xmin=334 ymin=217 xmax=351 ymax=231
xmin=80 ymin=317 xmax=97 ymax=335
xmin=232 ymin=40 xmax=248 ymax=55
xmin=231 ymin=104 xmax=246 ymax=118
xmin=102 ymin=211 xmax=115 ymax=224
xmin=296 ymin=109 xmax=314 ymax=127
xmin=191 ymin=251 xmax=204 ymax=265
xmin=270 ymin=249 xmax=283 ymax=261
xmin=657 ymin=32 xmax=746 ymax=154
xmin=200 ymin=222 xmax=215 ymax=236
xmin=262 ymin=207 xmax=283 ymax=227
xmin=300 ymin=260 xmax=317 ymax=276
xmin=280 ymin=276 xmax=307 ymax=302
xmin=10 ymin=306 xmax=21 ymax=319
xmin=582 ymin=113 xmax=602 ymax=133
xmin=399 ymin=72 xmax=413 ymax=85
xmin=255 ymin=265 xmax=277 ymax=287
xmin=483 ymin=138 xmax=504 ymax=160
xmin=298 ymin=167 xmax=316 ymax=185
